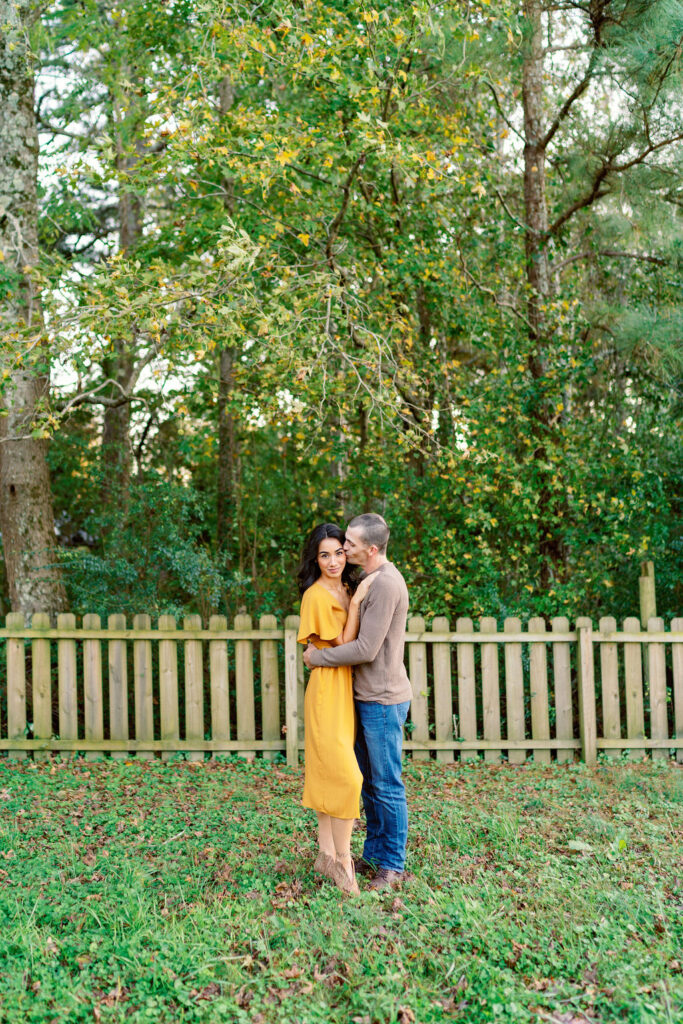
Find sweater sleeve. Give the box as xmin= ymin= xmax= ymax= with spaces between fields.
xmin=308 ymin=576 xmax=397 ymax=667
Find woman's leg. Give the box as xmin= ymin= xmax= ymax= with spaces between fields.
xmin=316 ymin=812 xmax=336 ymax=857
xmin=330 ymin=816 xmax=355 ymax=877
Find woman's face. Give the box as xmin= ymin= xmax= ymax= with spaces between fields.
xmin=317 ymin=537 xmax=346 ymax=582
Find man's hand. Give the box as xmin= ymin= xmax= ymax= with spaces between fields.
xmin=303 ymin=644 xmax=316 ymax=668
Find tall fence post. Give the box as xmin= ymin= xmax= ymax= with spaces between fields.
xmin=639 ymin=561 xmax=656 ymax=628
xmin=284 ymin=616 xmax=300 ymax=767
xmin=576 ymin=617 xmax=597 ymax=765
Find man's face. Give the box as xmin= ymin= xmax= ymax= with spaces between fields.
xmin=343 ymin=526 xmax=372 ymax=566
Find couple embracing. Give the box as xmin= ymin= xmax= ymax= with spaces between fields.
xmin=296 ymin=513 xmax=412 ymax=896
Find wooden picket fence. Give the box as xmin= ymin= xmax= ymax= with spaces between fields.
xmin=0 ymin=612 xmax=681 ymax=766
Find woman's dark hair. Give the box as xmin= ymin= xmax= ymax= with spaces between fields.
xmin=297 ymin=522 xmax=358 ymax=596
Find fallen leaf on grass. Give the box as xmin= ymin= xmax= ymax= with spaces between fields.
xmin=190 ymin=982 xmax=221 ymax=1001
xmin=397 ymin=1008 xmax=415 ymax=1024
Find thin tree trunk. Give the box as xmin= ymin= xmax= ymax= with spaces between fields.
xmin=522 ymin=0 xmax=564 ymax=586
xmin=216 ymin=76 xmax=239 ymax=554
xmin=100 ymin=77 xmax=143 ymax=501
xmin=217 ymin=346 xmax=238 ymax=549
xmin=0 ymin=0 xmax=67 ymax=616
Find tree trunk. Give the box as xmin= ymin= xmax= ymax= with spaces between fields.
xmin=100 ymin=76 xmax=143 ymax=501
xmin=217 ymin=346 xmax=239 ymax=550
xmin=0 ymin=0 xmax=67 ymax=616
xmin=216 ymin=76 xmax=239 ymax=554
xmin=522 ymin=0 xmax=564 ymax=586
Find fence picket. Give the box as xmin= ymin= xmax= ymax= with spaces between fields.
xmin=623 ymin=617 xmax=645 ymax=759
xmin=133 ymin=614 xmax=154 ymax=761
xmin=552 ymin=617 xmax=573 ymax=763
xmin=83 ymin=613 xmax=104 ymax=761
xmin=158 ymin=615 xmax=179 ymax=763
xmin=648 ymin=617 xmax=668 ymax=761
xmin=6 ymin=613 xmax=26 ymax=759
xmin=284 ymin=615 xmax=299 ymax=766
xmin=529 ymin=617 xmax=550 ymax=764
xmin=57 ymin=613 xmax=77 ymax=759
xmin=108 ymin=614 xmax=128 ymax=760
xmin=599 ymin=616 xmax=620 ymax=758
xmin=480 ymin=617 xmax=501 ymax=764
xmin=504 ymin=617 xmax=525 ymax=763
xmin=456 ymin=618 xmax=477 ymax=761
xmin=260 ymin=614 xmax=280 ymax=762
xmin=184 ymin=615 xmax=204 ymax=763
xmin=672 ymin=618 xmax=683 ymax=765
xmin=31 ymin=613 xmax=52 ymax=763
xmin=576 ymin=617 xmax=597 ymax=766
xmin=408 ymin=616 xmax=429 ymax=760
xmin=234 ymin=613 xmax=255 ymax=761
xmin=209 ymin=615 xmax=230 ymax=756
xmin=432 ymin=616 xmax=453 ymax=763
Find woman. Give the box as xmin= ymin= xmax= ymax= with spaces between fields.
xmin=297 ymin=523 xmax=375 ymax=895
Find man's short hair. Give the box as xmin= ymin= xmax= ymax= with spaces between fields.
xmin=349 ymin=513 xmax=390 ymax=554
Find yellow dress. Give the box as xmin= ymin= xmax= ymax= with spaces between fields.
xmin=298 ymin=581 xmax=362 ymax=820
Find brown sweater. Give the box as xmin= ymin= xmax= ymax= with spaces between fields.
xmin=307 ymin=561 xmax=412 ymax=705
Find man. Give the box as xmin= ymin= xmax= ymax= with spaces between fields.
xmin=303 ymin=513 xmax=412 ymax=891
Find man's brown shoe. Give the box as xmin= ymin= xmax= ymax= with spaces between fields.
xmin=367 ymin=868 xmax=404 ymax=891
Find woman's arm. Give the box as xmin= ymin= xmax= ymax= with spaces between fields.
xmin=329 ymin=575 xmax=376 ymax=646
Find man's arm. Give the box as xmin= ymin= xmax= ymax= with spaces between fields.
xmin=306 ymin=581 xmax=397 ymax=668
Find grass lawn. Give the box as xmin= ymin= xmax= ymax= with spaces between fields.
xmin=0 ymin=756 xmax=681 ymax=1023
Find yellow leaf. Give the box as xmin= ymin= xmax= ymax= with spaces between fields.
xmin=297 ymin=233 xmax=310 ymax=246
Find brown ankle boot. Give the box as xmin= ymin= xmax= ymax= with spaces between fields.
xmin=331 ymin=857 xmax=360 ymax=896
xmin=313 ymin=852 xmax=335 ymax=879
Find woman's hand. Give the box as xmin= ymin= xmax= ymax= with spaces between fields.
xmin=353 ymin=573 xmax=376 ymax=603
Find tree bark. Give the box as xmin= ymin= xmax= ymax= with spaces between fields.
xmin=521 ymin=0 xmax=566 ymax=586
xmin=100 ymin=71 xmax=143 ymax=500
xmin=0 ymin=0 xmax=67 ymax=616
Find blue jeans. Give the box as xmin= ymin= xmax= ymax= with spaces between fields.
xmin=354 ymin=700 xmax=410 ymax=872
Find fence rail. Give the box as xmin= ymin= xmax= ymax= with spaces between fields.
xmin=0 ymin=613 xmax=681 ymax=766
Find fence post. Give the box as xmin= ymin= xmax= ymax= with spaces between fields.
xmin=32 ymin=613 xmax=52 ymax=763
xmin=639 ymin=561 xmax=656 ymax=628
xmin=576 ymin=617 xmax=597 ymax=765
xmin=7 ymin=612 xmax=26 ymax=759
xmin=284 ymin=615 xmax=300 ymax=767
